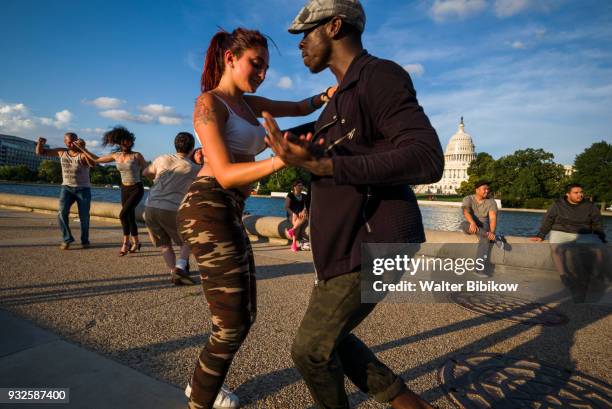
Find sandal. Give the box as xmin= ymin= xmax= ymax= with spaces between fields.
xmin=129 ymin=242 xmax=142 ymax=253
xmin=119 ymin=243 xmax=129 ymax=257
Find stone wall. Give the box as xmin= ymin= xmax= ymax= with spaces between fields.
xmin=2 ymin=193 xmax=609 ymax=273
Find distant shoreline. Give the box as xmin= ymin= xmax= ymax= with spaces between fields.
xmin=1 ymin=181 xmax=610 ymax=216
xmin=0 ymin=180 xmax=118 ymax=190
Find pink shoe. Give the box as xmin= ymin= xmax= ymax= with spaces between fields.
xmin=287 ymin=228 xmax=295 ymax=239
xmin=291 ymin=242 xmax=299 ymax=252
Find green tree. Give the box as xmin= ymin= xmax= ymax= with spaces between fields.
xmin=572 ymin=141 xmax=612 ymax=210
xmin=263 ymin=167 xmax=311 ymax=194
xmin=106 ymin=165 xmax=122 ymax=185
xmin=37 ymin=160 xmax=62 ymax=183
xmin=492 ymin=148 xmax=565 ymax=207
xmin=90 ymin=165 xmax=109 ymax=185
xmin=456 ymin=152 xmax=495 ymax=196
xmin=0 ymin=165 xmax=37 ymax=181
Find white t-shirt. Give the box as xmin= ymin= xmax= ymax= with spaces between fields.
xmin=146 ymin=154 xmax=200 ymax=211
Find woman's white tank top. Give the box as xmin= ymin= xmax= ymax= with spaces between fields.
xmin=195 ymin=94 xmax=266 ymax=156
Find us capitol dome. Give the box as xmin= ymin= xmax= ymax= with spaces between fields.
xmin=415 ymin=117 xmax=476 ymax=195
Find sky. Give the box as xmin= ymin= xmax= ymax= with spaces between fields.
xmin=1 ymin=0 xmax=611 ymax=165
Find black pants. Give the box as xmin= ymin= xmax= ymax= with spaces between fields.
xmin=120 ymin=182 xmax=144 ymax=236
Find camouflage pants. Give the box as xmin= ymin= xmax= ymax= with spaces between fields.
xmin=177 ymin=177 xmax=256 ymax=409
xmin=291 ymin=272 xmax=406 ymax=408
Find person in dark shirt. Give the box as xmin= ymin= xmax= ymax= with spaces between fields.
xmin=263 ymin=1 xmax=442 ymax=408
xmin=531 ymin=183 xmax=607 ymax=244
xmin=284 ymin=179 xmax=311 ymax=251
xmin=531 ymin=183 xmax=609 ymax=302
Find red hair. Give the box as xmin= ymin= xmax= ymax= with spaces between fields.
xmin=201 ymin=28 xmax=268 ymax=92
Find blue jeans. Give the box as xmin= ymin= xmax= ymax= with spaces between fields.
xmin=58 ymin=186 xmax=91 ymax=244
xmin=461 ymin=220 xmax=493 ymax=272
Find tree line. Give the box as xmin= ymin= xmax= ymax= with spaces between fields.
xmin=2 ymin=141 xmax=609 ymax=209
xmin=456 ymin=141 xmax=611 ymax=210
xmin=0 ymin=161 xmax=152 ymax=187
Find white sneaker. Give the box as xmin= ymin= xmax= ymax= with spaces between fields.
xmin=213 ymin=385 xmax=239 ymax=409
xmin=185 ymin=382 xmax=240 ymax=409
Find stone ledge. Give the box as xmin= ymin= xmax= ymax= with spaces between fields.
xmin=3 ymin=193 xmax=609 ymax=273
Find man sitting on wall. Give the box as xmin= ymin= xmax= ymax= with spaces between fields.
xmin=461 ymin=180 xmax=507 ymax=274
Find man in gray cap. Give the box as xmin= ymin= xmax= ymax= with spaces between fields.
xmin=263 ymin=0 xmax=442 ymax=408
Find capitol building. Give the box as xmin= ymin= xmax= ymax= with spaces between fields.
xmin=415 ymin=117 xmax=476 ymax=195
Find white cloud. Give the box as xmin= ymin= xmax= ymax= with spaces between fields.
xmin=83 ymin=139 xmax=100 ymax=147
xmin=139 ymin=104 xmax=175 ymax=116
xmin=158 ymin=116 xmax=182 ymax=125
xmin=0 ymin=103 xmax=27 ymax=115
xmin=99 ymin=109 xmax=132 ymax=121
xmin=99 ymin=109 xmax=154 ymax=123
xmin=429 ymin=0 xmax=487 ymax=22
xmin=0 ymin=103 xmax=36 ymax=132
xmin=98 ymin=106 xmax=182 ymax=125
xmin=418 ymin=45 xmax=612 ymax=164
xmin=403 ymin=63 xmax=425 ymax=77
xmin=511 ymin=40 xmax=526 ymax=49
xmin=83 ymin=97 xmax=124 ymax=109
xmin=54 ymin=110 xmax=72 ymax=127
xmin=80 ymin=127 xmax=106 ymax=135
xmin=0 ymin=102 xmax=72 ymax=132
xmin=277 ymin=76 xmax=294 ymax=89
xmin=494 ymin=0 xmax=531 ymax=18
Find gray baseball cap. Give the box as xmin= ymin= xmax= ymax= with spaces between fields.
xmin=288 ymin=0 xmax=366 ymax=34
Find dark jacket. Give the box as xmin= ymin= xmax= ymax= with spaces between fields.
xmin=537 ymin=197 xmax=606 ymax=242
xmin=307 ymin=51 xmax=444 ymax=281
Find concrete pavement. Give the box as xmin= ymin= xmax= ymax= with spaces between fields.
xmin=0 ymin=208 xmax=610 ymax=408
xmin=0 ymin=310 xmax=185 ymax=408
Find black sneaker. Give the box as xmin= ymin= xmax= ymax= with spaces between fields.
xmin=494 ymin=235 xmax=508 ymax=250
xmin=172 ymin=268 xmax=196 ymax=286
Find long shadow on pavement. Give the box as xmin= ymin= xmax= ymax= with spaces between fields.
xmin=228 ymin=293 xmax=610 ymax=407
xmin=256 ymin=262 xmax=314 ymax=280
xmin=0 ymin=275 xmax=189 ymax=307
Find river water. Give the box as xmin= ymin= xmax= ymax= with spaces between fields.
xmin=1 ymin=183 xmax=610 ymax=238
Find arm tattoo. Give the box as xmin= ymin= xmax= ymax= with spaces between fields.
xmin=194 ymin=95 xmax=216 ymax=126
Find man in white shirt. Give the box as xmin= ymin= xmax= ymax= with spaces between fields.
xmin=143 ymin=132 xmax=202 ymax=285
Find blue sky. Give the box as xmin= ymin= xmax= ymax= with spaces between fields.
xmin=1 ymin=0 xmax=610 ymax=164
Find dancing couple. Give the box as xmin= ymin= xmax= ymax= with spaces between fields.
xmin=178 ymin=1 xmax=443 ymax=408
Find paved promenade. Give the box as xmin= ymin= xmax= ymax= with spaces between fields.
xmin=0 ymin=208 xmax=610 ymax=408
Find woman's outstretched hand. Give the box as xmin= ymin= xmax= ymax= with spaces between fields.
xmin=262 ymin=111 xmax=332 ymax=176
xmin=262 ymin=112 xmax=318 ymax=165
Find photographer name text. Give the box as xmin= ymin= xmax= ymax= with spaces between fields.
xmin=372 ymin=280 xmax=519 ymax=293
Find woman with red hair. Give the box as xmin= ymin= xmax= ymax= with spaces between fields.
xmin=177 ymin=27 xmax=334 ymax=409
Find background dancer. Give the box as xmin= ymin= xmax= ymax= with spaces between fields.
xmin=90 ymin=126 xmax=147 ymax=256
xmin=143 ymin=132 xmax=201 ymax=285
xmin=35 ymin=133 xmax=96 ymax=250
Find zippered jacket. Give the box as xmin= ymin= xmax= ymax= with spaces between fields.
xmin=307 ymin=51 xmax=444 ymax=281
